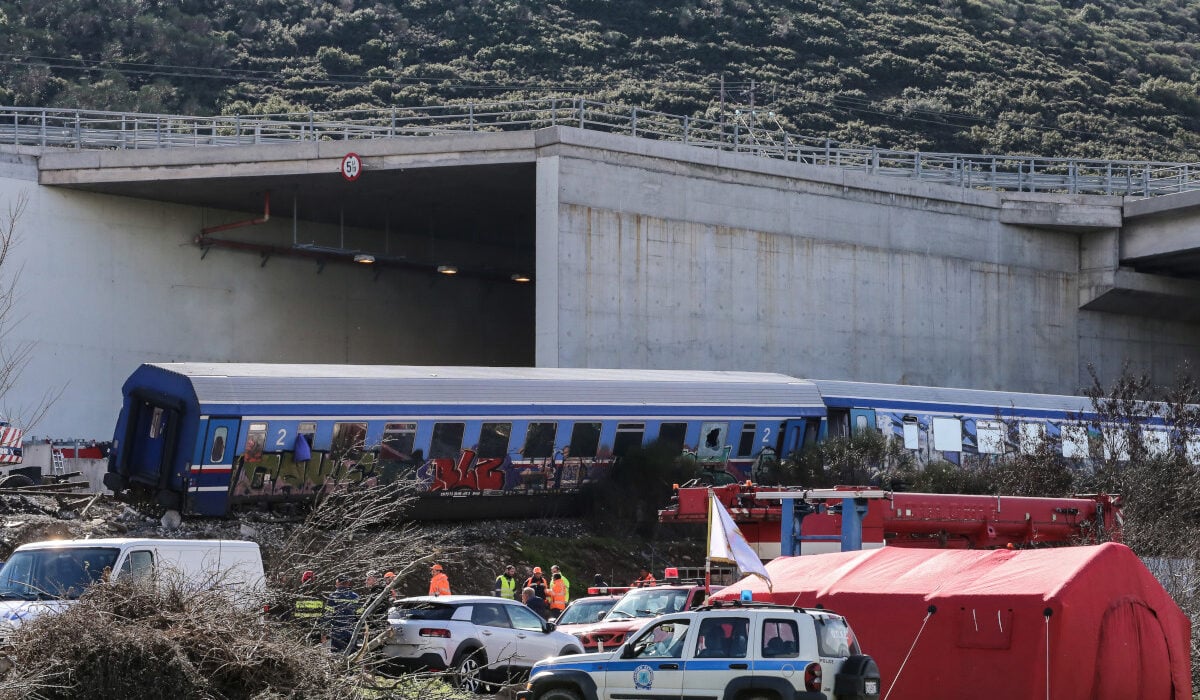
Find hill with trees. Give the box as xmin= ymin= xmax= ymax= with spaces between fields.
xmin=0 ymin=0 xmax=1199 ymax=160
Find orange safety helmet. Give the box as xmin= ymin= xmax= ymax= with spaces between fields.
xmin=383 ymin=571 xmax=396 ymax=580
xmin=431 ymin=564 xmax=444 ymax=572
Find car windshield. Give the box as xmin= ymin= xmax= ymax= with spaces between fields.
xmin=0 ymin=547 xmax=119 ymax=601
xmin=607 ymin=588 xmax=690 ymax=619
xmin=389 ymin=601 xmax=455 ymax=621
xmin=556 ymin=598 xmax=617 ymax=625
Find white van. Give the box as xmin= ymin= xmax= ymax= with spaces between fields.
xmin=0 ymin=538 xmax=265 ymax=636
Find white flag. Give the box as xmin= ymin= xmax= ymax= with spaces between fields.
xmin=708 ymin=491 xmax=772 ymax=591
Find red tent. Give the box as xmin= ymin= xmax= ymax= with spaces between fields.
xmin=712 ymin=543 xmax=1190 ymax=700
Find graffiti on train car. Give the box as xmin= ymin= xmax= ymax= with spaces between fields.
xmin=417 ymin=450 xmax=610 ymax=492
xmin=224 ymin=437 xmax=781 ymax=503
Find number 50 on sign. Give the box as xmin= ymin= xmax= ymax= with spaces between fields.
xmin=341 ymin=153 xmax=362 ymax=182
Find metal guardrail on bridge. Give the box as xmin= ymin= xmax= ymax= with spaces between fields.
xmin=4 ymin=99 xmax=1198 ymax=198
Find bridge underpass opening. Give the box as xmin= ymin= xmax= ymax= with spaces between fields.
xmin=64 ymin=161 xmax=539 ymax=367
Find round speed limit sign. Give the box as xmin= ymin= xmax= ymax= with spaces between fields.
xmin=341 ymin=152 xmax=362 ymax=182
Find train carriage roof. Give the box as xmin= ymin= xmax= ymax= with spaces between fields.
xmin=129 ymin=364 xmax=826 ymax=413
xmin=810 ymin=379 xmax=1094 ymax=416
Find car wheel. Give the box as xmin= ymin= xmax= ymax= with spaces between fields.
xmin=452 ymin=648 xmax=491 ymax=694
xmin=557 ymin=645 xmax=581 ymax=656
xmin=538 ymin=688 xmax=583 ymax=700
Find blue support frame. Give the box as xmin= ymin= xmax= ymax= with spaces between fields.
xmin=780 ymin=497 xmax=870 ymax=555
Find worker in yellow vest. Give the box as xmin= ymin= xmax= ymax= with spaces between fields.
xmin=549 ymin=571 xmax=568 ymax=615
xmin=429 ymin=563 xmax=451 ymax=597
xmin=493 ymin=564 xmax=518 ymax=599
xmin=550 ymin=564 xmax=570 ymax=605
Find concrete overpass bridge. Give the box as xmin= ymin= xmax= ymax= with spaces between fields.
xmin=3 ymin=100 xmax=1200 ymax=437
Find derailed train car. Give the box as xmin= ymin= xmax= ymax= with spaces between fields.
xmin=105 ymin=364 xmax=1198 ymax=520
xmin=103 ymin=364 xmax=826 ymax=518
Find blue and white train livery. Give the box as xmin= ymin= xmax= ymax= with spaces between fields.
xmin=105 ymin=364 xmax=1196 ymax=519
xmin=103 ymin=364 xmax=826 ymax=518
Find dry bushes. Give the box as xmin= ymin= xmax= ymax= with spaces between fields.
xmin=3 ymin=576 xmax=350 ymax=700
xmin=0 ymin=480 xmax=475 ymax=698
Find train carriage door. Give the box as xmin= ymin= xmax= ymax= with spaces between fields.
xmin=190 ymin=418 xmax=239 ymax=512
xmin=849 ymin=409 xmax=877 ymax=435
xmin=123 ymin=397 xmax=181 ymax=492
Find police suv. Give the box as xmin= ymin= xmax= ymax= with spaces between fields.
xmin=518 ymin=600 xmax=881 ymax=700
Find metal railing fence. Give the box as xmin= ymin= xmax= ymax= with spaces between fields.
xmin=4 ymin=99 xmax=1196 ymax=197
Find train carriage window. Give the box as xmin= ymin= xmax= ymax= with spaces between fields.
xmin=613 ymin=423 xmax=645 ymax=458
xmin=251 ymin=454 xmax=281 ymax=489
xmin=1102 ymin=427 xmax=1130 ymax=461
xmin=244 ymin=423 xmax=267 ymax=463
xmin=697 ymin=422 xmax=728 ymax=461
xmin=478 ymin=423 xmax=512 ymax=459
xmin=522 ymin=422 xmax=557 ymax=459
xmin=977 ymin=420 xmax=1005 ymax=455
xmin=1020 ymin=422 xmax=1045 ymax=454
xmin=431 ymin=423 xmax=466 ymax=459
xmin=298 ymin=422 xmax=316 ymax=452
xmin=569 ymin=422 xmax=601 ymax=458
xmin=658 ymin=423 xmax=687 ymax=452
xmin=1061 ymin=425 xmax=1089 ymax=459
xmin=382 ymin=423 xmax=416 ymax=461
xmin=209 ymin=427 xmax=228 ymax=463
xmin=1186 ymin=436 xmax=1200 ymax=465
xmin=331 ymin=423 xmax=368 ymax=463
xmin=149 ymin=407 xmax=164 ymax=439
xmin=902 ymin=417 xmax=920 ymax=450
xmin=1142 ymin=429 xmax=1168 ymax=457
xmin=932 ymin=417 xmax=963 ymax=452
xmin=737 ymin=423 xmax=757 ymax=457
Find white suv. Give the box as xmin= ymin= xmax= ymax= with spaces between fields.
xmin=382 ymin=595 xmax=584 ymax=692
xmin=517 ymin=601 xmax=881 ymax=700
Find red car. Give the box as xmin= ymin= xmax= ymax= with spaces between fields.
xmin=570 ymin=583 xmax=707 ymax=652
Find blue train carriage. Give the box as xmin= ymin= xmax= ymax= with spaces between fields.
xmin=104 ymin=364 xmax=828 ymax=518
xmin=809 ymin=379 xmax=1152 ymax=465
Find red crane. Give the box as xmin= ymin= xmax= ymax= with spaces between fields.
xmin=658 ymin=482 xmax=1122 ymax=559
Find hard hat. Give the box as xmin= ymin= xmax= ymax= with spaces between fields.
xmin=551 ymin=564 xmax=560 ymax=571
xmin=431 ymin=564 xmax=443 ymax=572
xmin=532 ymin=566 xmax=543 ymax=574
xmin=300 ymin=570 xmax=315 ymax=584
xmin=383 ymin=571 xmax=395 ymax=580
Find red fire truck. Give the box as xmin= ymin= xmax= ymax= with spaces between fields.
xmin=659 ymin=482 xmax=1122 ymax=559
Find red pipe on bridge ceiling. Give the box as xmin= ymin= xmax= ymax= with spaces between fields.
xmin=200 ymin=191 xmax=270 ymax=236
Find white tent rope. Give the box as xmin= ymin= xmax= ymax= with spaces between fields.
xmin=883 ymin=605 xmax=937 ymax=700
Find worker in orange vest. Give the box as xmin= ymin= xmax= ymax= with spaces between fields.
xmin=429 ymin=563 xmax=451 ymax=597
xmin=549 ymin=572 xmax=568 ymax=615
xmin=632 ymin=566 xmax=656 ymax=587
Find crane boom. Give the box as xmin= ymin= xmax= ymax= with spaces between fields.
xmin=659 ymin=482 xmax=1122 ymax=559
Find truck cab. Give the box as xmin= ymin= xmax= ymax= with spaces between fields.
xmin=571 ymin=582 xmax=708 ymax=652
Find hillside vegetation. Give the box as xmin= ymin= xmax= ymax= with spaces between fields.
xmin=2 ymin=0 xmax=1200 ymax=159
xmin=0 ymin=0 xmax=1198 ymax=160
